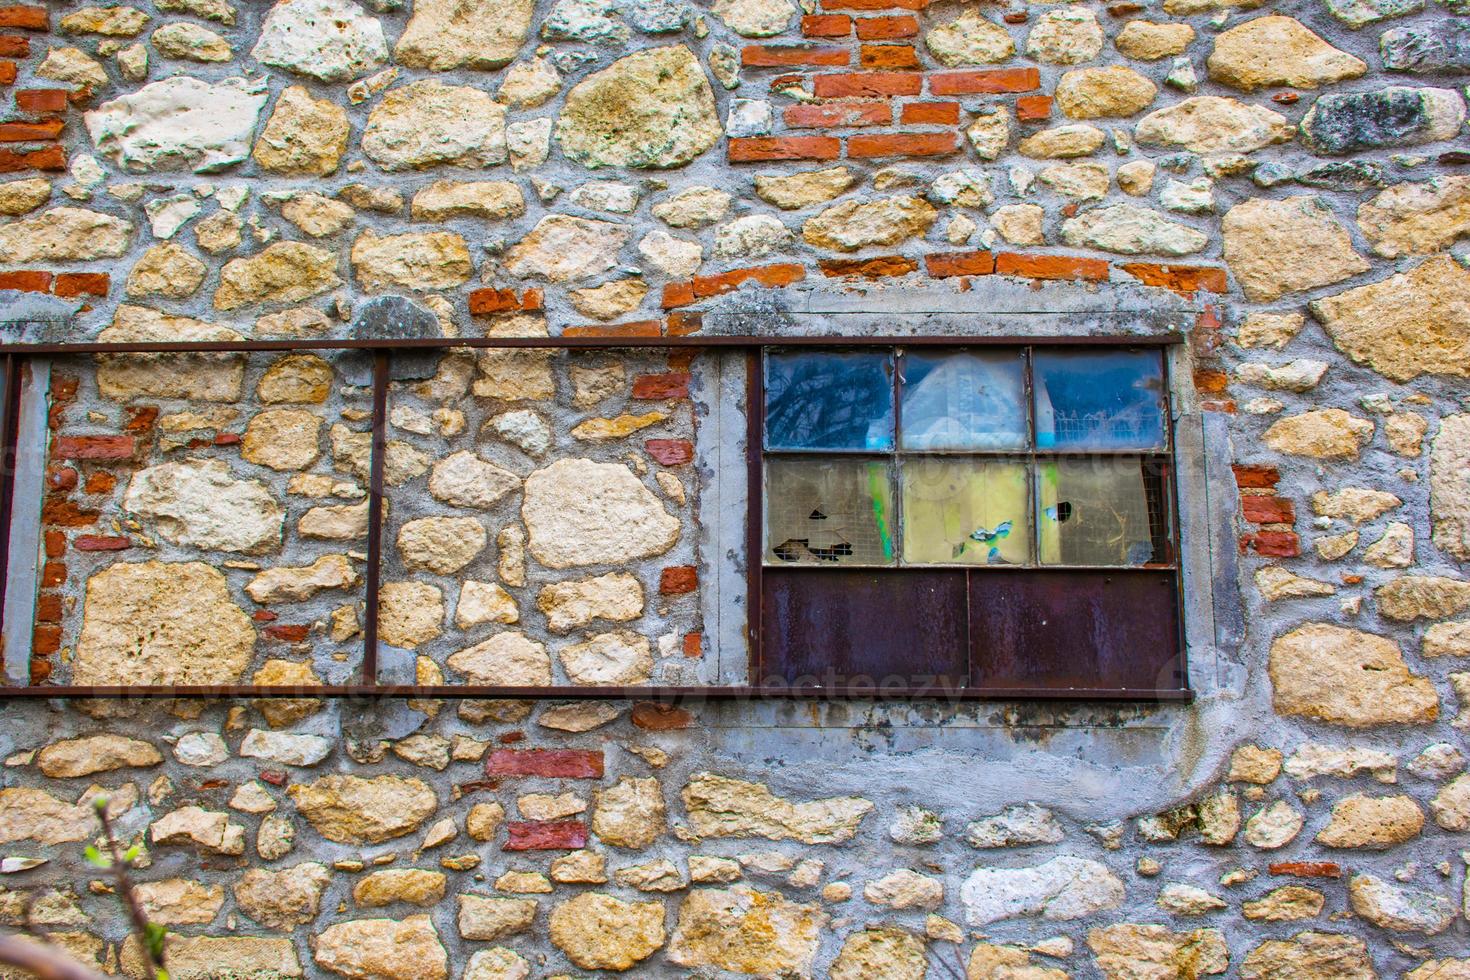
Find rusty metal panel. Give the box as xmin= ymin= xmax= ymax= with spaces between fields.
xmin=761 ymin=569 xmax=968 ymax=688
xmin=969 ymin=570 xmax=1183 ymax=692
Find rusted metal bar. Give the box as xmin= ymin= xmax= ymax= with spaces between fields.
xmin=0 ymin=355 xmax=21 ymax=649
xmin=361 ymin=351 xmax=389 ymax=688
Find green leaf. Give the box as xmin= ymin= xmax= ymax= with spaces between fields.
xmin=144 ymin=922 xmax=168 ymax=962
xmin=122 ymin=843 xmax=142 ymax=863
xmin=90 ymin=795 xmax=109 ymax=813
xmin=82 ymin=845 xmax=111 ymax=869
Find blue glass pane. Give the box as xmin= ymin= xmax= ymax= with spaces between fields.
xmin=1033 ymin=350 xmax=1166 ymax=450
xmin=900 ymin=350 xmax=1027 ymax=451
xmin=765 ymin=351 xmax=895 ymax=451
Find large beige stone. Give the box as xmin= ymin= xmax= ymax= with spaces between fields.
xmin=831 ymin=927 xmax=926 ymax=980
xmin=1208 ymin=16 xmax=1365 ymax=91
xmin=126 ymin=243 xmax=206 ymax=299
xmin=1315 ymin=794 xmax=1424 ymax=848
xmin=397 ymin=516 xmax=487 ymax=575
xmin=411 ymin=180 xmax=525 ymax=222
xmin=0 ymin=207 xmax=131 ymax=262
xmin=549 ymin=892 xmax=666 ymax=970
xmin=499 ymin=56 xmax=561 ymax=109
xmin=667 ymin=887 xmax=826 ymax=975
xmin=682 ymin=772 xmax=872 ymax=843
xmin=1027 ymin=8 xmax=1103 ymax=64
xmin=363 ymin=80 xmax=506 ymax=170
xmin=1357 ymin=176 xmax=1470 ymax=258
xmin=233 ymin=863 xmax=331 ymax=930
xmin=1311 ymin=256 xmax=1470 ymax=383
xmin=1312 ymin=487 xmax=1402 ymax=523
xmin=1115 ymin=21 xmax=1195 ymax=60
xmin=1060 ymin=204 xmax=1207 ymax=255
xmin=713 ymin=0 xmax=796 ymax=36
xmin=592 ymin=776 xmax=665 ymax=848
xmin=62 ymin=6 xmax=150 ymax=35
xmin=0 ymin=789 xmax=93 ymax=845
xmin=1262 ymin=410 xmax=1374 ymax=459
xmin=1433 ymin=416 xmax=1470 ymax=560
xmin=1223 ymin=197 xmax=1369 ymax=302
xmin=569 ymin=280 xmax=650 ymax=321
xmin=214 ymin=241 xmax=341 ymax=311
xmin=522 ymin=459 xmax=678 ymax=569
xmin=1245 ymin=800 xmax=1304 ymax=849
xmin=1349 ymin=873 xmax=1456 ymax=933
xmin=353 ymin=869 xmax=446 ymax=908
xmin=151 ymin=806 xmax=245 ymax=855
xmin=73 ymin=560 xmax=254 ymax=685
xmin=557 ymin=45 xmax=721 ymax=169
xmin=456 ymin=581 xmax=518 ymax=628
xmin=426 ymin=451 xmax=519 ymax=511
xmin=1243 ymin=885 xmax=1324 ymax=921
xmin=503 ymin=214 xmax=630 ymax=282
xmin=537 ymin=572 xmax=644 ymax=633
xmin=1087 ymin=924 xmax=1229 ymax=979
xmin=1240 ymin=931 xmax=1374 ymax=979
xmin=280 ymin=194 xmax=355 ymax=238
xmin=152 ymin=21 xmax=230 ymax=61
xmin=1135 ymin=97 xmax=1293 ymax=154
xmin=314 ymin=915 xmax=447 ymax=980
xmin=1018 ymin=124 xmax=1106 ymax=158
xmin=120 ymin=935 xmax=301 ymax=978
xmin=242 ymin=409 xmax=322 ymax=472
xmin=246 ymin=555 xmax=357 ymax=604
xmin=254 ymin=86 xmax=349 ymax=177
xmin=558 ymin=630 xmax=654 ymax=685
xmin=458 ymin=895 xmax=537 ymax=941
xmin=1056 ymin=66 xmax=1156 ymax=118
xmin=1430 ymin=774 xmax=1470 ymax=830
xmin=134 ymin=879 xmax=224 ymax=926
xmin=968 ymin=943 xmax=1068 ymax=980
xmin=1269 ymin=623 xmax=1437 ymax=726
xmin=464 ymin=948 xmax=531 ymax=980
xmin=378 ymin=581 xmax=444 ymax=648
xmin=124 ymin=459 xmax=284 ymax=553
xmin=258 ymin=354 xmax=333 ymax=405
xmin=447 ymin=632 xmax=552 ymax=686
xmin=351 ymin=230 xmax=472 ymax=292
xmin=802 ymin=196 xmax=938 ymax=252
xmin=0 ymin=177 xmax=51 ymax=215
xmin=252 ymin=0 xmax=387 ymax=81
xmin=288 ymin=775 xmax=437 ymax=844
xmin=395 ymin=0 xmax=532 ymax=70
xmin=36 ymin=735 xmax=161 ymax=778
xmin=85 ymin=76 xmax=268 ymax=172
xmin=926 ymin=9 xmax=1014 ymax=65
xmin=1376 ymin=575 xmax=1470 ymax=621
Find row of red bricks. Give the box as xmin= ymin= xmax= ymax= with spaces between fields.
xmin=0 ymin=5 xmax=47 ymax=90
xmin=0 ymin=270 xmax=108 ymax=297
xmin=1232 ymin=464 xmax=1301 ymax=558
xmin=0 ymin=5 xmax=66 ymax=173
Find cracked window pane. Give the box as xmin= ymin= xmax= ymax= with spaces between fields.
xmin=765 ymin=351 xmax=894 ymax=452
xmin=1037 ymin=457 xmax=1168 ymax=566
xmin=901 ymin=459 xmax=1030 ymax=566
xmin=1033 ymin=349 xmax=1166 ymax=450
xmin=765 ymin=458 xmax=896 ymax=565
xmin=900 ymin=350 xmax=1027 ymax=451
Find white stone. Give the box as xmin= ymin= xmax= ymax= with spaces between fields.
xmin=638 ymin=230 xmax=702 ymax=278
xmin=447 ymin=632 xmax=552 ymax=686
xmin=428 ymin=450 xmax=520 ymax=510
xmin=965 ymin=804 xmax=1066 ymax=848
xmin=175 ymin=732 xmax=228 ymax=767
xmin=86 ymin=76 xmax=269 ymax=173
xmin=727 ymin=98 xmax=773 ymax=137
xmin=362 ymin=80 xmax=507 ymax=171
xmin=252 ymin=0 xmax=388 ymax=82
xmin=124 ymin=459 xmax=283 ymax=555
xmin=570 ymin=180 xmax=641 ymax=214
xmin=1060 ymin=204 xmax=1208 ymax=255
xmin=504 ymin=215 xmax=629 ymax=283
xmin=522 ymin=459 xmax=679 ymax=569
xmin=713 ymin=0 xmax=795 ymax=36
xmin=714 ymin=214 xmax=790 ymax=258
xmin=559 ymin=630 xmax=654 ymax=685
xmin=239 ymin=730 xmax=332 ymax=767
xmin=1284 ymin=744 xmax=1397 ymax=782
xmin=145 ymin=194 xmax=201 ymax=239
xmin=960 ymin=857 xmax=1125 ymax=926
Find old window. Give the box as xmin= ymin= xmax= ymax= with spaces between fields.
xmin=757 ymin=345 xmax=1187 ymax=698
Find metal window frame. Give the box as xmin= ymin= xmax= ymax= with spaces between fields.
xmin=0 ymin=331 xmax=1191 ymax=703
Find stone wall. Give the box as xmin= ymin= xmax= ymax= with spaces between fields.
xmin=0 ymin=0 xmax=1468 ymax=976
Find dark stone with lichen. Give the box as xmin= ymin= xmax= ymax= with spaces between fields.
xmin=1296 ymin=160 xmax=1389 ymax=192
xmin=1381 ymin=23 xmax=1470 ymax=73
xmin=1300 ymin=86 xmax=1467 ymax=154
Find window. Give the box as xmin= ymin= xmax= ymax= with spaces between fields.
xmin=756 ymin=345 xmax=1187 ymax=697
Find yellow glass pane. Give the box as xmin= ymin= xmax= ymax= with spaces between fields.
xmin=1037 ymin=458 xmax=1161 ymax=566
xmin=766 ymin=458 xmax=896 ymax=565
xmin=901 ymin=459 xmax=1030 ymax=565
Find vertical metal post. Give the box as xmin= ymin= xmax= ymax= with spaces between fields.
xmin=744 ymin=348 xmax=763 ymax=686
xmin=361 ymin=351 xmax=389 ymax=688
xmin=0 ymin=355 xmax=18 ymax=650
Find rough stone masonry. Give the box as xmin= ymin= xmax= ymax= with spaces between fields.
xmin=0 ymin=0 xmax=1467 ymax=976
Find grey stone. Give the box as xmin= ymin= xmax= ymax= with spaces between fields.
xmin=1300 ymin=86 xmax=1466 ymax=154
xmin=1295 ymin=160 xmax=1389 ymax=191
xmin=1381 ymin=23 xmax=1470 ymax=74
xmin=1325 ymin=0 xmax=1423 ymax=27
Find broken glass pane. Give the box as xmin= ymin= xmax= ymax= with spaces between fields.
xmin=900 ymin=350 xmax=1027 ymax=451
xmin=1037 ymin=457 xmax=1167 ymax=566
xmin=902 ymin=459 xmax=1030 ymax=565
xmin=765 ymin=351 xmax=895 ymax=451
xmin=765 ymin=458 xmax=896 ymax=565
xmin=1033 ymin=349 xmax=1166 ymax=450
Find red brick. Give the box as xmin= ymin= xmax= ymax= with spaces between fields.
xmin=74 ymin=535 xmax=132 ymax=551
xmin=666 ymin=263 xmax=806 ymax=307
xmin=562 ymin=319 xmax=662 ymax=338
xmin=258 ymin=770 xmax=288 ymax=787
xmin=742 ymin=44 xmax=849 ymax=67
xmin=15 ymin=88 xmax=69 ymax=115
xmin=646 ymin=438 xmax=693 ymax=466
xmin=253 ymin=610 xmax=278 ymax=622
xmin=802 ymin=13 xmax=851 ymax=36
xmin=1269 ymin=861 xmax=1340 ymax=879
xmin=264 ymin=623 xmax=310 ymax=641
xmin=46 ymin=467 xmax=77 ymax=492
xmin=486 ymin=749 xmax=604 ymax=779
xmin=632 ymin=702 xmax=695 ymax=731
xmin=28 ymin=657 xmax=50 ymax=683
xmin=0 ymin=6 xmax=45 ymax=29
xmin=0 ymin=119 xmax=61 ymax=142
xmin=35 ymin=593 xmax=62 ymax=623
xmin=1232 ymin=464 xmax=1279 ymax=489
xmin=1241 ymin=530 xmax=1300 ymax=558
xmin=0 ymin=36 xmax=27 ymax=58
xmin=633 ymin=372 xmax=690 ymax=400
xmin=900 ymin=101 xmax=959 ymax=125
xmin=1242 ymin=496 xmax=1295 ymax=524
xmin=1193 ymin=369 xmax=1229 ymax=394
xmin=51 ymin=375 xmax=79 ymax=403
xmin=728 ymin=136 xmax=842 ymax=162
xmin=1016 ymin=94 xmax=1052 ymax=122
xmin=213 ymin=432 xmax=241 ymax=446
xmin=83 ymin=471 xmax=116 ymax=494
xmin=56 ymin=435 xmax=136 ymax=460
xmin=53 ymin=273 xmax=109 ymax=298
xmin=0 ymin=62 xmax=14 ymax=86
xmin=1108 ymin=1 xmax=1145 ymax=14
xmin=784 ymin=101 xmax=890 ymax=128
xmin=1119 ymin=263 xmax=1228 ymax=296
xmin=813 ymin=72 xmax=922 ymax=98
xmin=468 ymin=287 xmax=542 ymax=315
xmin=32 ymin=624 xmax=60 ymax=655
xmin=0 ymin=144 xmax=64 ymax=171
xmin=848 ymin=132 xmax=958 ymax=158
xmin=123 ymin=405 xmax=158 ymax=432
xmin=824 ymin=0 xmax=928 ymax=8
xmin=41 ymin=499 xmax=97 ymax=528
xmin=860 ymin=44 xmax=920 ymax=70
xmin=41 ymin=561 xmax=65 ymax=588
xmin=855 ymin=14 xmax=918 ymax=38
xmin=996 ymin=252 xmax=1109 ymax=282
xmin=0 ymin=270 xmax=50 ymax=292
xmin=43 ymin=529 xmax=63 ymax=558
xmin=820 ymin=255 xmax=918 ymax=278
xmin=666 ymin=310 xmax=703 ymax=336
xmin=504 ymin=821 xmax=588 ymax=851
xmin=929 ymin=67 xmax=1040 ymax=95
xmin=925 ymin=250 xmax=996 ymax=278
xmin=683 ymin=632 xmax=702 ymax=657
xmin=660 ymin=565 xmax=698 ymax=595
